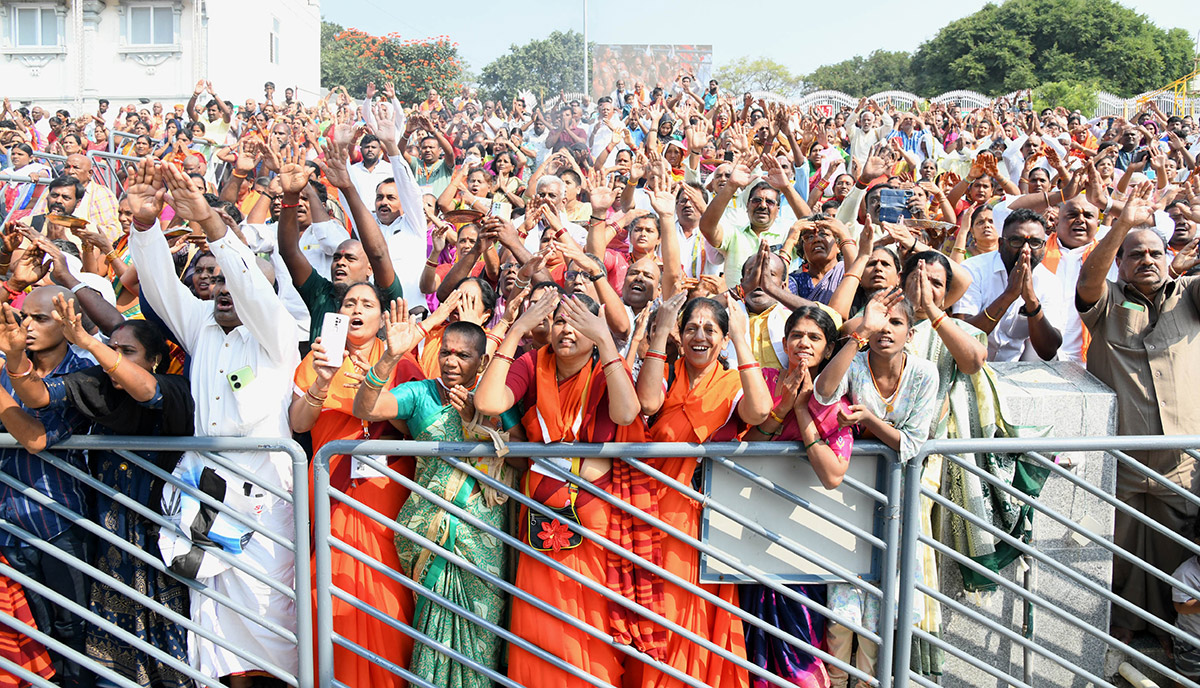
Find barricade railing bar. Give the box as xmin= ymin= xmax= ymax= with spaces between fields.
xmin=893 ymin=434 xmax=1200 ymax=688
xmin=4 ymin=432 xmax=1199 ymax=687
xmin=313 ymin=440 xmax=901 ymax=688
xmin=0 ymin=434 xmax=313 ymax=688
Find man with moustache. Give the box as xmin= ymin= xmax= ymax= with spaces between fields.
xmin=953 ymin=208 xmax=1064 ymax=361
xmin=1076 ymin=182 xmax=1200 ymax=648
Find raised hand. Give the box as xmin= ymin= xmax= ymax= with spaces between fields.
xmin=760 ymin=153 xmax=790 ymax=190
xmin=455 ymin=288 xmax=487 ymax=326
xmin=49 ymin=294 xmax=90 ymax=347
xmin=162 ymin=163 xmax=213 ymax=223
xmin=373 ymin=102 xmax=398 ymax=142
xmin=380 ymin=299 xmax=426 ymax=362
xmin=317 ymin=138 xmax=352 ymax=190
xmin=0 ymin=304 xmax=28 ymax=359
xmin=559 ymin=294 xmax=611 ymax=345
xmin=274 ymin=142 xmax=310 ymax=195
xmin=1115 ymin=180 xmax=1157 ymax=230
xmin=587 ymin=169 xmax=620 ymax=214
xmin=647 ymin=177 xmax=679 ymax=215
xmin=447 ymin=384 xmax=476 ymax=422
xmin=1171 ymin=237 xmax=1199 ymax=278
xmin=859 ymin=155 xmax=887 ymax=182
xmin=124 ymin=158 xmax=165 ymax=227
xmin=510 ymin=289 xmax=559 ymax=337
xmin=860 ymin=287 xmax=904 ymax=337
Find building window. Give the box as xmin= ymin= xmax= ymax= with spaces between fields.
xmin=270 ymin=17 xmax=280 ymax=64
xmin=128 ymin=4 xmax=175 ymax=45
xmin=13 ymin=6 xmax=58 ymax=47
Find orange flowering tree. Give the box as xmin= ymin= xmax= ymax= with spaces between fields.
xmin=321 ymin=22 xmax=465 ymax=105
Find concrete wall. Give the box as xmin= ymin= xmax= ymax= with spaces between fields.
xmin=1 ymin=0 xmax=319 ymax=114
xmin=936 ymin=361 xmax=1118 ymax=688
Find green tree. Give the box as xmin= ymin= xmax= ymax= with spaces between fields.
xmin=1031 ymin=80 xmax=1100 ymax=113
xmin=713 ymin=57 xmax=805 ymax=98
xmin=909 ymin=0 xmax=1194 ymax=97
xmin=806 ymin=50 xmax=915 ymax=95
xmin=319 ymin=20 xmax=465 ymax=104
xmin=478 ymin=31 xmax=591 ymax=103
xmin=320 ymin=20 xmax=359 ymax=92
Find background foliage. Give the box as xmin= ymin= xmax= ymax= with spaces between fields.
xmin=320 ymin=21 xmax=465 ymax=104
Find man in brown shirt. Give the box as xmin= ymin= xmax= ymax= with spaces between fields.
xmin=1077 ymin=181 xmax=1200 ymax=647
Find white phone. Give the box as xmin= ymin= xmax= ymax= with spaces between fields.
xmin=321 ymin=312 xmax=349 ymax=368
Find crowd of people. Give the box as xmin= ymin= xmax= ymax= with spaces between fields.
xmin=0 ymin=72 xmax=1197 ymax=688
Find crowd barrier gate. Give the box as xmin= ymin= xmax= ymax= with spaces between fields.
xmin=0 ymin=435 xmax=312 ymax=688
xmin=3 ymin=433 xmax=1199 ymax=687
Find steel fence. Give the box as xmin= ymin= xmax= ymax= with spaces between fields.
xmin=86 ymin=149 xmax=142 ymax=197
xmin=312 ymin=439 xmax=902 ymax=688
xmin=0 ymin=434 xmax=312 ymax=688
xmin=4 ymin=431 xmax=1199 ymax=687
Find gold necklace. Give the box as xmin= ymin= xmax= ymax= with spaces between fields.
xmin=867 ymin=353 xmax=906 ymax=415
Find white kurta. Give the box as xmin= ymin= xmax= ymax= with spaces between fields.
xmin=132 ymin=224 xmax=301 ymax=679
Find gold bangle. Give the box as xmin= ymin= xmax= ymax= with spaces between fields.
xmin=302 ymin=392 xmax=324 ymax=407
xmin=305 ymin=388 xmax=328 ymax=406
xmin=104 ymin=352 xmax=122 ymax=375
xmin=982 ymin=305 xmax=1000 ymax=323
xmin=844 ymin=273 xmax=862 ymax=283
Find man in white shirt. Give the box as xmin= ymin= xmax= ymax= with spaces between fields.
xmin=589 ymin=97 xmax=621 ymax=170
xmin=340 ymin=134 xmax=392 ymax=230
xmin=954 ymin=208 xmax=1065 ymax=361
xmin=520 ymin=175 xmax=589 ymax=255
xmin=374 ymin=108 xmax=437 ymax=308
xmin=240 ymin=180 xmax=350 ymax=339
xmin=125 ymin=160 xmax=299 ymax=683
xmin=846 ymin=101 xmax=893 ymax=168
xmin=675 ymin=182 xmax=724 ymax=278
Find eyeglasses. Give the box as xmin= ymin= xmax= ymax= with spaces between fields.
xmin=749 ymin=198 xmax=778 ymax=208
xmin=1004 ymin=236 xmax=1046 ymax=250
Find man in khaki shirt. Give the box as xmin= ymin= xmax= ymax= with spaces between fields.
xmin=1076 ymin=181 xmax=1200 ymax=647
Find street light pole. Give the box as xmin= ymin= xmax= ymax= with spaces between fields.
xmin=583 ymin=0 xmax=589 ymax=98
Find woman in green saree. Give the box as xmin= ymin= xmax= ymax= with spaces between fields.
xmin=902 ymin=250 xmax=1050 ymax=678
xmin=355 ymin=314 xmax=519 ymax=687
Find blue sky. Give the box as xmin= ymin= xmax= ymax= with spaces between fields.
xmin=321 ymin=0 xmax=1200 ymax=80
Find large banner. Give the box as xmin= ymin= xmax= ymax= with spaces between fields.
xmin=591 ymin=44 xmax=713 ymax=100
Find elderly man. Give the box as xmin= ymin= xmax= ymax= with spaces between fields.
xmin=847 ymin=99 xmax=893 ymax=167
xmin=1039 ymin=196 xmax=1116 ymax=363
xmin=954 ymin=208 xmax=1064 ymax=361
xmin=520 ymin=175 xmax=589 ymax=255
xmin=699 ymin=154 xmax=812 ymax=288
xmin=126 ymin=159 xmax=299 ymax=684
xmin=31 ymin=154 xmax=121 ymax=242
xmin=1076 ymin=182 xmax=1200 ymax=648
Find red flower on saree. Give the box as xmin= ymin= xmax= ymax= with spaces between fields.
xmin=538 ymin=518 xmax=572 ymax=552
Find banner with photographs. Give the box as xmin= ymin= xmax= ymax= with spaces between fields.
xmin=591 ymin=44 xmax=714 ymax=100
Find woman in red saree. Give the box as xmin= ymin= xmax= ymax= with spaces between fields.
xmin=290 ymin=287 xmax=423 ymax=688
xmin=631 ymin=294 xmax=773 ymax=688
xmin=475 ymin=290 xmax=643 ymax=687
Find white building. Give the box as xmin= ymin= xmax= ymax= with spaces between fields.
xmin=0 ymin=0 xmax=320 ymax=112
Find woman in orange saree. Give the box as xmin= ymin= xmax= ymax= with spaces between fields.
xmin=290 ymin=286 xmax=423 ymax=688
xmin=631 ymin=294 xmax=773 ymax=688
xmin=475 ymin=291 xmax=643 ymax=687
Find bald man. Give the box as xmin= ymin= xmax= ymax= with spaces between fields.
xmin=32 ymin=153 xmax=122 ymax=242
xmin=0 ymin=285 xmax=95 ymax=686
xmin=1077 ymin=191 xmax=1200 ymax=646
xmin=1043 ymin=197 xmax=1115 ymax=362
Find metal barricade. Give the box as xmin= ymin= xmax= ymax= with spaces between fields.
xmin=312 ymin=439 xmax=903 ymax=688
xmin=0 ymin=434 xmax=312 ymax=688
xmin=86 ymin=149 xmax=143 ymax=197
xmin=32 ymin=151 xmax=66 ymax=166
xmin=893 ymin=435 xmax=1200 ymax=688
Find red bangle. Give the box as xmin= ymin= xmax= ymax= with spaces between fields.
xmin=737 ymin=361 xmax=761 ymax=372
xmin=280 ymin=202 xmax=301 ymax=209
xmin=486 ymin=333 xmax=503 ymax=345
xmin=644 ymin=351 xmax=667 ymax=362
xmin=602 ymin=358 xmax=623 ymax=370
xmin=2 ymin=281 xmax=21 ymax=298
xmin=493 ymin=352 xmax=514 ymax=364
xmin=931 ymin=313 xmax=947 ymax=329
xmin=416 ymin=322 xmax=429 ymax=338
xmin=425 ymin=258 xmax=438 ymax=269
xmin=130 ymin=218 xmax=154 ymax=232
